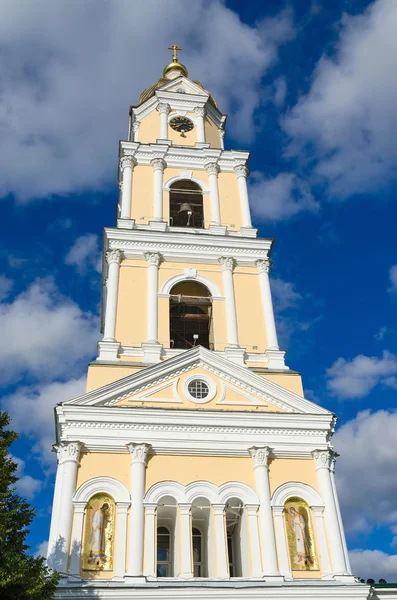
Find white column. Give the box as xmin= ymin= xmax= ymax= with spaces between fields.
xmin=330 ymin=453 xmax=352 ymax=573
xmin=157 ymin=103 xmax=170 ymax=140
xmin=151 ymin=158 xmax=166 ymax=221
xmin=272 ymin=506 xmax=291 ymax=578
xmin=205 ymin=162 xmax=221 ymax=225
xmin=311 ymin=506 xmax=332 ymax=575
xmin=178 ymin=504 xmax=193 ymax=579
xmin=126 ymin=443 xmax=151 ymax=576
xmin=194 ymin=106 xmax=206 ymax=143
xmin=219 ymin=257 xmax=239 ymax=347
xmin=47 ymin=453 xmax=65 ymax=568
xmin=103 ymin=249 xmax=123 ymax=341
xmin=312 ymin=450 xmax=348 ymax=574
xmin=219 ymin=129 xmax=225 ymax=150
xmin=132 ymin=121 xmax=140 ymax=142
xmin=249 ymin=446 xmax=281 ymax=578
xmin=69 ymin=501 xmax=86 ymax=576
xmin=144 ymin=252 xmax=162 ymax=343
xmin=234 ymin=164 xmax=252 ymax=228
xmin=245 ymin=504 xmax=263 ymax=577
xmin=255 ymin=258 xmax=279 ymax=350
xmin=143 ymin=504 xmax=157 ymax=577
xmin=119 ymin=156 xmax=136 ymax=220
xmin=47 ymin=441 xmax=82 ymax=573
xmin=114 ymin=502 xmax=129 ymax=579
xmin=212 ymin=504 xmax=229 ymax=578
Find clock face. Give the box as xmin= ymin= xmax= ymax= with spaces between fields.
xmin=169 ymin=116 xmax=194 ymax=134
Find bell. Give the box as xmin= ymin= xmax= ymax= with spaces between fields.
xmin=178 ymin=202 xmax=193 ymax=214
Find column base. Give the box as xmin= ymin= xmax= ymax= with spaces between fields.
xmin=224 ymin=346 xmax=246 ymax=366
xmin=156 ymin=139 xmax=172 ymax=145
xmin=240 ymin=226 xmax=258 ymax=238
xmin=177 ymin=572 xmax=194 ymax=580
xmin=142 ymin=342 xmax=163 ymax=364
xmin=195 ymin=142 xmax=211 ymax=148
xmin=124 ymin=575 xmax=146 ymax=583
xmin=97 ymin=341 xmax=121 ymax=361
xmin=265 ymin=349 xmax=288 ymax=370
xmin=149 ymin=220 xmax=168 ymax=231
xmin=208 ymin=224 xmax=227 ymax=235
xmin=262 ymin=574 xmax=284 ymax=582
xmin=117 ymin=218 xmax=135 ymax=229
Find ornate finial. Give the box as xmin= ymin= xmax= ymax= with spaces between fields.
xmin=168 ymin=44 xmax=182 ymax=63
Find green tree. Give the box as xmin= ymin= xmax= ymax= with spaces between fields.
xmin=0 ymin=410 xmax=59 ymax=599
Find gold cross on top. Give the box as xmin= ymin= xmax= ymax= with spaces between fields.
xmin=168 ymin=44 xmax=182 ymax=62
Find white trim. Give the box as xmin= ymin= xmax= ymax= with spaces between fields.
xmin=160 ymin=272 xmax=223 ymax=298
xmin=185 ymin=481 xmax=219 ymax=504
xmin=218 ymin=482 xmax=259 ymax=505
xmin=183 ymin=374 xmax=217 ymax=404
xmin=271 ymin=481 xmax=324 ymax=508
xmin=73 ymin=476 xmax=130 ymax=504
xmin=145 ymin=481 xmax=186 ymax=505
xmin=163 ymin=174 xmax=209 ymax=193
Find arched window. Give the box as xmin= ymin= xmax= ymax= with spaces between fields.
xmin=191 ymin=497 xmax=214 ymax=577
xmin=169 ymin=180 xmax=204 ymax=228
xmin=225 ymin=498 xmax=250 ymax=577
xmin=156 ymin=526 xmax=171 ymax=577
xmin=192 ymin=527 xmax=203 ymax=577
xmin=170 ymin=281 xmax=213 ymax=350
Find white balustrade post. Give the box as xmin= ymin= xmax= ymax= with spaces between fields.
xmin=103 ymin=250 xmax=123 ymax=341
xmin=178 ymin=503 xmax=193 ymax=579
xmin=151 ymin=158 xmax=166 ymax=222
xmin=219 ymin=257 xmax=239 ymax=347
xmin=212 ymin=504 xmax=229 ymax=578
xmin=194 ymin=106 xmax=206 ymax=143
xmin=157 ymin=103 xmax=170 ymax=140
xmin=205 ymin=162 xmax=221 ymax=225
xmin=143 ymin=504 xmax=157 ymax=577
xmin=255 ymin=258 xmax=279 ymax=350
xmin=47 ymin=441 xmax=82 ymax=574
xmin=312 ymin=450 xmax=349 ymax=575
xmin=245 ymin=504 xmax=263 ymax=577
xmin=234 ymin=164 xmax=252 ymax=229
xmin=249 ymin=446 xmax=281 ymax=578
xmin=114 ymin=502 xmax=130 ymax=579
xmin=119 ymin=156 xmax=136 ymax=220
xmin=69 ymin=502 xmax=86 ymax=576
xmin=144 ymin=252 xmax=162 ymax=344
xmin=126 ymin=443 xmax=151 ymax=577
xmin=330 ymin=453 xmax=352 ymax=573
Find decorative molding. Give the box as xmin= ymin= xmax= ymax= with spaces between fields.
xmin=151 ymin=158 xmax=166 ymax=171
xmin=218 ymin=256 xmax=236 ymax=271
xmin=180 ymin=169 xmax=193 ymax=179
xmin=126 ymin=442 xmax=151 ymax=465
xmin=144 ymin=251 xmax=162 ymax=267
xmin=271 ymin=481 xmax=324 ymax=509
xmin=312 ymin=449 xmax=337 ymax=471
xmin=184 ymin=267 xmax=197 ymax=279
xmin=248 ymin=446 xmax=271 ymax=469
xmin=163 ymin=174 xmax=209 ymax=193
xmin=183 ymin=374 xmax=217 ymax=405
xmin=157 ymin=102 xmax=171 ymax=115
xmin=106 ymin=249 xmax=123 ymax=265
xmin=194 ymin=106 xmax=206 ymax=118
xmin=160 ymin=271 xmax=223 ymax=298
xmin=132 ymin=121 xmax=140 ymax=133
xmin=144 ymin=479 xmax=258 ymax=506
xmin=205 ymin=162 xmax=220 ymax=177
xmin=73 ymin=476 xmax=130 ymax=504
xmin=234 ymin=164 xmax=250 ymax=178
xmin=55 ymin=440 xmax=82 ymax=465
xmin=119 ymin=156 xmax=136 ymax=170
xmin=255 ymin=258 xmax=272 ymax=274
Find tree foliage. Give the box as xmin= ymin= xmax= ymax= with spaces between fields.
xmin=0 ymin=411 xmax=58 ymax=599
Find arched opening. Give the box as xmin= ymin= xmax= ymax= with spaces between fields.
xmin=169 ymin=180 xmax=204 ymax=228
xmin=283 ymin=496 xmax=318 ymax=571
xmin=225 ymin=498 xmax=250 ymax=577
xmin=82 ymin=493 xmax=115 ymax=572
xmin=170 ymin=281 xmax=213 ymax=350
xmin=156 ymin=496 xmax=178 ymax=577
xmin=191 ymin=497 xmax=214 ymax=577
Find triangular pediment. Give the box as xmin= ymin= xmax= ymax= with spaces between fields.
xmin=64 ymin=347 xmax=331 ymax=416
xmin=156 ymin=76 xmax=210 ymax=98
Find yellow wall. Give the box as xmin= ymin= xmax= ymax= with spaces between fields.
xmin=234 ymin=268 xmax=267 ymax=352
xmin=76 ymin=452 xmax=131 ymax=490
xmin=138 ymin=109 xmax=160 ymax=146
xmin=115 ymin=260 xmax=148 ymax=346
xmin=204 ymin=117 xmax=221 ymax=148
xmin=257 ymin=372 xmax=304 ymax=397
xmin=268 ymin=459 xmax=319 ymax=495
xmin=218 ymin=172 xmax=242 ymax=231
xmin=131 ymin=165 xmax=153 ymax=224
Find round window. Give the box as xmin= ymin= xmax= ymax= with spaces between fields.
xmin=187 ymin=379 xmax=209 ymax=400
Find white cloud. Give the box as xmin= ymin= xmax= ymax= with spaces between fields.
xmin=375 ymin=326 xmax=395 ymax=341
xmin=326 ymin=351 xmax=397 ymax=399
xmin=271 ymin=277 xmax=303 ymax=312
xmin=349 ymin=549 xmax=397 ymax=583
xmin=249 ymin=172 xmax=319 ymax=220
xmin=283 ymin=0 xmax=397 ymax=197
xmin=65 ymin=234 xmax=101 ymax=275
xmin=3 ymin=377 xmax=86 ymax=464
xmin=35 ymin=540 xmax=48 ymax=558
xmin=0 ymin=278 xmax=98 ymax=384
xmin=273 ymin=76 xmax=287 ymax=107
xmin=388 ymin=265 xmax=397 ymax=294
xmin=334 ymin=410 xmax=397 ymax=538
xmin=0 ymin=275 xmax=12 ymax=301
xmin=0 ymin=0 xmax=294 ymax=202
xmin=11 ymin=454 xmax=42 ymax=499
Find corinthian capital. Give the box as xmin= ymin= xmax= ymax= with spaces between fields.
xmin=144 ymin=251 xmax=162 ymax=267
xmin=157 ymin=102 xmax=171 ymax=115
xmin=218 ymin=256 xmax=236 ymax=271
xmin=194 ymin=106 xmax=206 ymax=118
xmin=55 ymin=440 xmax=82 ymax=465
xmin=312 ymin=449 xmax=337 ymax=471
xmin=249 ymin=446 xmax=271 ymax=469
xmin=106 ymin=249 xmax=123 ymax=266
xmin=205 ymin=162 xmax=220 ymax=177
xmin=126 ymin=442 xmax=151 ymax=464
xmin=151 ymin=157 xmax=166 ymax=171
xmin=234 ymin=164 xmax=250 ymax=178
xmin=119 ymin=155 xmax=137 ymax=171
xmin=132 ymin=121 xmax=140 ymax=133
xmin=255 ymin=258 xmax=272 ymax=274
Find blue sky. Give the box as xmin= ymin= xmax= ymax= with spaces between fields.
xmin=1 ymin=0 xmax=396 ymax=581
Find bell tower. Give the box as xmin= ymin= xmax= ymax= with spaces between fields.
xmin=46 ymin=48 xmax=366 ymax=599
